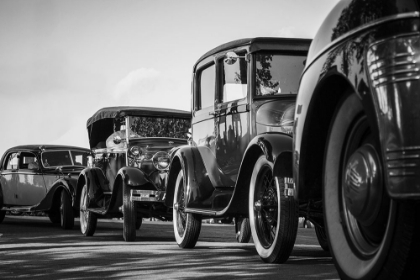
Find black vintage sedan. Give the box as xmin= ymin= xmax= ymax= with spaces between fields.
xmin=294 ymin=1 xmax=420 ymax=279
xmin=76 ymin=106 xmax=190 ymax=241
xmin=0 ymin=145 xmax=90 ymax=229
xmin=165 ymin=37 xmax=311 ymax=263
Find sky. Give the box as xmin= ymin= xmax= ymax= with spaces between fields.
xmin=0 ymin=0 xmax=339 ymax=156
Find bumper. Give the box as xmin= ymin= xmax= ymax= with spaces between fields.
xmin=131 ymin=190 xmax=166 ymax=202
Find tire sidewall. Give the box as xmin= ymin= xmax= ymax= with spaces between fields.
xmin=249 ymin=155 xmax=279 ymax=259
xmin=324 ymin=93 xmax=395 ymax=279
xmin=173 ymin=169 xmax=186 ymax=245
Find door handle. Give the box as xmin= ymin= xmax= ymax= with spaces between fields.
xmin=209 ymin=109 xmax=223 ymax=116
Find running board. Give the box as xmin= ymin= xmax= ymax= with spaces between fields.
xmin=185 ymin=208 xmax=217 ymax=216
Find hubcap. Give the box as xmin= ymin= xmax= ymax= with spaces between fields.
xmin=344 ymin=144 xmax=382 ymax=226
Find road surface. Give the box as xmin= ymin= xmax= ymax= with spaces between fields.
xmin=0 ymin=215 xmax=339 ymax=279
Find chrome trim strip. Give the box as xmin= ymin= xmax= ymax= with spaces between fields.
xmin=305 ymin=12 xmax=420 ymax=72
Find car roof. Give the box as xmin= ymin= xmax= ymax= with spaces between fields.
xmin=87 ymin=106 xmax=191 ymax=128
xmin=194 ymin=37 xmax=312 ymax=70
xmin=5 ymin=145 xmax=90 ymax=152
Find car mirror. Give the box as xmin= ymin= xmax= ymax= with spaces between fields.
xmin=224 ymin=52 xmax=239 ymax=65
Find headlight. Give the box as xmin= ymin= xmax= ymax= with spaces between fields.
xmin=130 ymin=146 xmax=143 ymax=157
xmin=152 ymin=151 xmax=170 ymax=171
xmin=256 ymin=101 xmax=295 ymax=135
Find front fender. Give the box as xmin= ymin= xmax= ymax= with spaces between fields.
xmin=165 ymin=146 xmax=215 ymax=209
xmin=117 ymin=166 xmax=150 ymax=187
xmin=75 ymin=167 xmax=108 ymax=210
xmin=225 ymin=133 xmax=295 ymax=216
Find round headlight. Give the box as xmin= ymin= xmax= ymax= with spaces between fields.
xmin=152 ymin=151 xmax=170 ymax=171
xmin=130 ymin=146 xmax=143 ymax=157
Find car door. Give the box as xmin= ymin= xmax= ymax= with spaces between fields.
xmin=214 ymin=51 xmax=250 ymax=182
xmin=15 ymin=152 xmax=47 ymax=206
xmin=0 ymin=152 xmax=19 ymax=205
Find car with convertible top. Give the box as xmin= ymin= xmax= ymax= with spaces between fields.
xmin=165 ymin=37 xmax=311 ymax=263
xmin=76 ymin=106 xmax=190 ymax=241
xmin=294 ymin=0 xmax=420 ymax=279
xmin=0 ymin=145 xmax=90 ymax=229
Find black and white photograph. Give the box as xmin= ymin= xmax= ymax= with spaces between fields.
xmin=1 ymin=0 xmax=420 ymax=279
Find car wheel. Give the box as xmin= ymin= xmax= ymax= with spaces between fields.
xmin=173 ymin=169 xmax=201 ymax=248
xmin=135 ymin=207 xmax=143 ymax=230
xmin=80 ymin=184 xmax=97 ymax=236
xmin=235 ymin=217 xmax=251 ymax=243
xmin=123 ymin=182 xmax=137 ymax=242
xmin=324 ymin=93 xmax=420 ymax=280
xmin=249 ymin=155 xmax=298 ymax=263
xmin=60 ymin=190 xmax=74 ymax=229
xmin=0 ymin=210 xmax=6 ymax=223
xmin=48 ymin=207 xmax=60 ymax=224
xmin=314 ymin=225 xmax=329 ymax=252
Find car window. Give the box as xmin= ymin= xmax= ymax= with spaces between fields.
xmin=222 ymin=56 xmax=247 ymax=103
xmin=198 ymin=63 xmax=215 ymax=109
xmin=255 ymin=53 xmax=306 ymax=96
xmin=19 ymin=152 xmax=38 ymax=170
xmin=130 ymin=116 xmax=190 ymax=139
xmin=70 ymin=151 xmax=88 ymax=166
xmin=41 ymin=151 xmax=73 ymax=167
xmin=5 ymin=153 xmax=18 ymax=170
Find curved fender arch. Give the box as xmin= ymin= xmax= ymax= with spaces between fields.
xmin=222 ymin=133 xmax=295 ymax=216
xmin=75 ymin=167 xmax=108 ymax=211
xmin=116 ymin=166 xmax=150 ymax=187
xmin=165 ymin=146 xmax=215 ymax=208
xmin=32 ymin=179 xmax=74 ymax=212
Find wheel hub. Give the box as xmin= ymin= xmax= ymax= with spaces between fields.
xmin=174 ymin=202 xmax=179 ymax=211
xmin=254 ymin=200 xmax=262 ymax=211
xmin=344 ymin=144 xmax=383 ymax=226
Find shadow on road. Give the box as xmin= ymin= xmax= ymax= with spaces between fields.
xmin=0 ymin=216 xmax=339 ymax=280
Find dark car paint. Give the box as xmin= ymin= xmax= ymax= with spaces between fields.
xmin=0 ymin=145 xmax=89 ymax=213
xmin=165 ymin=38 xmax=310 ymax=218
xmin=294 ymin=0 xmax=420 ymax=201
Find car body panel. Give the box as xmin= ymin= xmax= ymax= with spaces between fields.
xmin=0 ymin=145 xmax=89 ymax=213
xmin=294 ymin=0 xmax=420 ymax=201
xmin=165 ymin=37 xmax=310 ymax=218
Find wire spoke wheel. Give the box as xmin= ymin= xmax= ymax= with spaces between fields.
xmin=173 ymin=169 xmax=201 ymax=248
xmin=80 ymin=184 xmax=97 ymax=236
xmin=249 ymin=155 xmax=298 ymax=264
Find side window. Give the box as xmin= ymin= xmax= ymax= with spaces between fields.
xmin=5 ymin=153 xmax=18 ymax=170
xmin=197 ymin=63 xmax=215 ymax=110
xmin=19 ymin=152 xmax=38 ymax=170
xmin=221 ymin=55 xmax=248 ymax=103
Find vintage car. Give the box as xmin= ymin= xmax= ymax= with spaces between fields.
xmin=0 ymin=145 xmax=90 ymax=229
xmin=165 ymin=37 xmax=311 ymax=263
xmin=294 ymin=0 xmax=420 ymax=279
xmin=76 ymin=106 xmax=190 ymax=241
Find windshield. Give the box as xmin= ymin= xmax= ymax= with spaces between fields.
xmin=255 ymin=53 xmax=306 ymax=96
xmin=41 ymin=150 xmax=88 ymax=168
xmin=129 ymin=116 xmax=190 ymax=139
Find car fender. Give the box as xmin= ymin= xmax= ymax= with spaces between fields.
xmin=116 ymin=166 xmax=151 ymax=187
xmin=32 ymin=178 xmax=75 ymax=212
xmin=165 ymin=145 xmax=216 ymax=208
xmin=75 ymin=167 xmax=108 ymax=211
xmin=223 ymin=133 xmax=294 ymax=216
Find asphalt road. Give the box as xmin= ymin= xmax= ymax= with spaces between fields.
xmin=0 ymin=215 xmax=339 ymax=280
